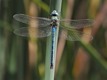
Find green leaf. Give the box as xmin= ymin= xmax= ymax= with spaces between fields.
xmin=80 ymin=41 xmax=107 ymax=70
xmin=33 ymin=0 xmax=49 ymax=13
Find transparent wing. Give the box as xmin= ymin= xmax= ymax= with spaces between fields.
xmin=60 ymin=19 xmax=94 ymax=29
xmin=14 ymin=27 xmax=51 ymax=38
xmin=13 ymin=14 xmax=51 ymax=27
xmin=59 ymin=28 xmax=93 ymax=41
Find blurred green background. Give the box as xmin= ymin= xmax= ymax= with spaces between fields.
xmin=0 ymin=0 xmax=107 ymax=80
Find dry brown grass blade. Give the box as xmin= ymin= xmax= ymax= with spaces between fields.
xmin=73 ymin=1 xmax=107 ymax=79
xmin=25 ymin=2 xmax=38 ymax=80
xmin=72 ymin=0 xmax=96 ymax=80
xmin=55 ymin=0 xmax=74 ymax=73
xmin=72 ymin=48 xmax=90 ymax=80
xmin=92 ymin=0 xmax=107 ymax=36
xmin=72 ymin=28 xmax=92 ymax=80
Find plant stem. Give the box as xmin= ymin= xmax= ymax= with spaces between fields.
xmin=45 ymin=0 xmax=62 ymax=80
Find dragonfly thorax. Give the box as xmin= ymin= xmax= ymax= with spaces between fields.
xmin=51 ymin=16 xmax=59 ymax=26
xmin=50 ymin=11 xmax=59 ymax=26
xmin=50 ymin=19 xmax=58 ymax=26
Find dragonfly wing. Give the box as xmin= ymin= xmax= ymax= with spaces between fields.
xmin=60 ymin=19 xmax=94 ymax=29
xmin=14 ymin=26 xmax=51 ymax=38
xmin=13 ymin=14 xmax=51 ymax=27
xmin=59 ymin=28 xmax=93 ymax=41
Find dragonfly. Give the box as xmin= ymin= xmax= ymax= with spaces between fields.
xmin=13 ymin=10 xmax=93 ymax=69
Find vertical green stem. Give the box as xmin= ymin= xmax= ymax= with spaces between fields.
xmin=45 ymin=0 xmax=62 ymax=80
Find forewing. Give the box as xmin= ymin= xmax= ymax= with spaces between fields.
xmin=13 ymin=14 xmax=51 ymax=27
xmin=60 ymin=19 xmax=94 ymax=29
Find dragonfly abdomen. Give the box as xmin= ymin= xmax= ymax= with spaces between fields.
xmin=50 ymin=27 xmax=56 ymax=69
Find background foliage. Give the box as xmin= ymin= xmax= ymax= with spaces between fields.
xmin=0 ymin=0 xmax=107 ymax=80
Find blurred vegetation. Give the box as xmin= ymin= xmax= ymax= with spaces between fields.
xmin=0 ymin=0 xmax=107 ymax=80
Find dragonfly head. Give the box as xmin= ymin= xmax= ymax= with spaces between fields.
xmin=51 ymin=10 xmax=59 ymax=16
